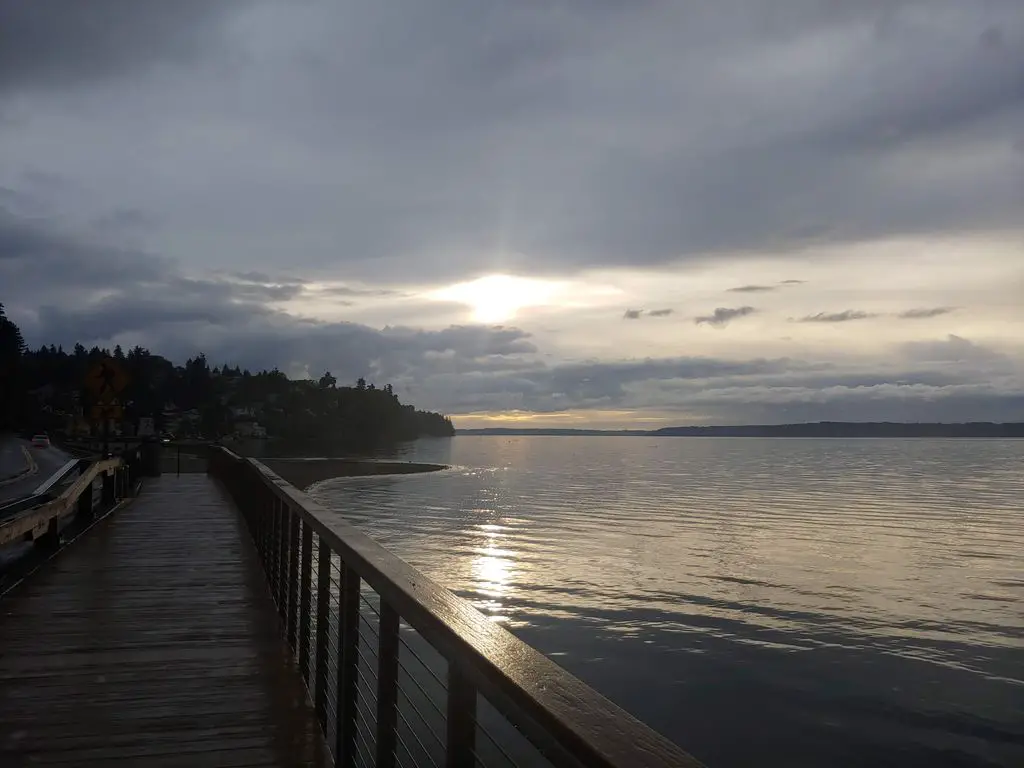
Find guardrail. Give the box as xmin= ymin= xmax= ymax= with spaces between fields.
xmin=0 ymin=450 xmax=139 ymax=549
xmin=209 ymin=446 xmax=703 ymax=768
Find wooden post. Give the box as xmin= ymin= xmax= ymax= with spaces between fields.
xmin=102 ymin=469 xmax=115 ymax=506
xmin=76 ymin=475 xmax=94 ymax=522
xmin=314 ymin=537 xmax=331 ymax=728
xmin=34 ymin=518 xmax=60 ymax=550
xmin=336 ymin=565 xmax=361 ymax=766
xmin=446 ymin=665 xmax=477 ymax=768
xmin=299 ymin=522 xmax=314 ymax=682
xmin=375 ymin=601 xmax=400 ymax=768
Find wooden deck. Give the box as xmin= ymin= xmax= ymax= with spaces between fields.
xmin=0 ymin=474 xmax=332 ymax=767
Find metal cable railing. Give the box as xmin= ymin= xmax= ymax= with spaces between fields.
xmin=209 ymin=446 xmax=704 ymax=768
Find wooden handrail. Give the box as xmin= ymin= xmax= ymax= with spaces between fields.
xmin=211 ymin=446 xmax=704 ymax=768
xmin=0 ymin=457 xmax=124 ymax=547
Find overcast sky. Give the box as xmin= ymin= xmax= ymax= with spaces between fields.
xmin=1 ymin=0 xmax=1022 ymax=427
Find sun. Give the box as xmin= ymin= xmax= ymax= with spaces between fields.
xmin=430 ymin=274 xmax=564 ymax=323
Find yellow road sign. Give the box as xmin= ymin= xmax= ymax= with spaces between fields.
xmin=85 ymin=358 xmax=129 ymax=403
xmin=90 ymin=403 xmax=124 ymax=422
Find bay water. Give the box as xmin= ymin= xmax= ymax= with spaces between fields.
xmin=309 ymin=436 xmax=1024 ymax=767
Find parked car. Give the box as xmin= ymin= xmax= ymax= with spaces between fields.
xmin=31 ymin=434 xmax=51 ymax=448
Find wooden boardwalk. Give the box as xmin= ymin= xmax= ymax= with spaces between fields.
xmin=0 ymin=474 xmax=331 ymax=767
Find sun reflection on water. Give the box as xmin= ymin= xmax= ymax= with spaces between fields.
xmin=469 ymin=520 xmax=518 ymax=623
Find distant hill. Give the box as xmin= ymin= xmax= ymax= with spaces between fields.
xmin=459 ymin=422 xmax=1024 ymax=438
xmin=457 ymin=428 xmax=649 ymax=436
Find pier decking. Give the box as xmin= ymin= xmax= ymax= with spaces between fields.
xmin=0 ymin=474 xmax=330 ymax=767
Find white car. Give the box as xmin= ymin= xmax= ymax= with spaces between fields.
xmin=31 ymin=434 xmax=51 ymax=448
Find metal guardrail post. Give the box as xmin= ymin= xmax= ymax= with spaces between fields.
xmin=336 ymin=565 xmax=361 ymax=766
xmin=375 ymin=601 xmax=400 ymax=768
xmin=314 ymin=536 xmax=331 ymax=729
xmin=447 ymin=665 xmax=478 ymax=768
xmin=299 ymin=523 xmax=313 ymax=680
xmin=276 ymin=501 xmax=289 ymax=623
xmin=269 ymin=496 xmax=280 ymax=599
xmin=287 ymin=513 xmax=300 ymax=652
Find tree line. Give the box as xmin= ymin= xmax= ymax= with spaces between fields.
xmin=0 ymin=303 xmax=455 ymax=444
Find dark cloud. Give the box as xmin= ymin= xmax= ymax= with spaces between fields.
xmin=312 ymin=286 xmax=401 ymax=298
xmin=231 ymin=271 xmax=307 ymax=286
xmin=90 ymin=208 xmax=158 ymax=236
xmin=2 ymin=3 xmax=1023 ymax=425
xmin=902 ymin=334 xmax=1012 ymax=366
xmin=728 ymin=285 xmax=776 ymax=293
xmin=897 ymin=307 xmax=957 ymax=319
xmin=1 ymin=2 xmax=1021 ymax=283
xmin=0 ymin=1 xmax=247 ymax=95
xmin=4 ymin=208 xmax=1020 ymax=423
xmin=0 ymin=207 xmax=170 ymax=298
xmin=695 ymin=307 xmax=757 ymax=328
xmin=796 ymin=310 xmax=877 ymax=323
xmin=623 ymin=308 xmax=673 ymax=320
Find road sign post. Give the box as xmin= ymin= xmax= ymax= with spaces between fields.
xmin=85 ymin=358 xmax=129 ymax=458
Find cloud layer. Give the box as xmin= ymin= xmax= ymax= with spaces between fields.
xmin=1 ymin=2 xmax=1023 ymax=426
xmin=695 ymin=307 xmax=758 ymax=328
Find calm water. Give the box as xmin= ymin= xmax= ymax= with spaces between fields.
xmin=309 ymin=437 xmax=1024 ymax=767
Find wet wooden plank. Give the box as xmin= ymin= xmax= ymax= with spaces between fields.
xmin=0 ymin=474 xmax=331 ymax=768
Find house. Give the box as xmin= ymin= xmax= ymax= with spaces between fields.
xmin=235 ymin=418 xmax=267 ymax=439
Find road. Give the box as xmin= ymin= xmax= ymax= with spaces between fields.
xmin=0 ymin=437 xmax=72 ymax=504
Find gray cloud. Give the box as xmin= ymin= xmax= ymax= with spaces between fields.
xmin=5 ymin=206 xmax=1020 ymax=423
xmin=3 ymin=3 xmax=1023 ymax=426
xmin=624 ymin=308 xmax=673 ymax=320
xmin=902 ymin=334 xmax=1012 ymax=366
xmin=727 ymin=285 xmax=776 ymax=293
xmin=231 ymin=270 xmax=307 ymax=286
xmin=695 ymin=307 xmax=757 ymax=328
xmin=1 ymin=2 xmax=1021 ymax=283
xmin=897 ymin=307 xmax=957 ymax=319
xmin=0 ymin=1 xmax=247 ymax=95
xmin=796 ymin=310 xmax=877 ymax=323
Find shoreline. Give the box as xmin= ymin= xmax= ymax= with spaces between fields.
xmin=259 ymin=457 xmax=446 ymax=490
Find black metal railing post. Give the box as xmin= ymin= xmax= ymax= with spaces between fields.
xmin=376 ymin=601 xmax=400 ymax=768
xmin=447 ymin=665 xmax=477 ymax=768
xmin=277 ymin=501 xmax=289 ymax=623
xmin=267 ymin=493 xmax=279 ymax=595
xmin=287 ymin=513 xmax=300 ymax=652
xmin=336 ymin=564 xmax=361 ymax=765
xmin=314 ymin=536 xmax=331 ymax=728
xmin=299 ymin=522 xmax=314 ymax=681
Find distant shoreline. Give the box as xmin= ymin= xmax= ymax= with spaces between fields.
xmin=457 ymin=422 xmax=1024 ymax=438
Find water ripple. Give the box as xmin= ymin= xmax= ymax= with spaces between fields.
xmin=311 ymin=437 xmax=1024 ymax=767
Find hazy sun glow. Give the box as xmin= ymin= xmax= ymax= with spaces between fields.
xmin=429 ymin=274 xmax=567 ymax=323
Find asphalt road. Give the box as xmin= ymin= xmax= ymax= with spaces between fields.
xmin=0 ymin=437 xmax=72 ymax=504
